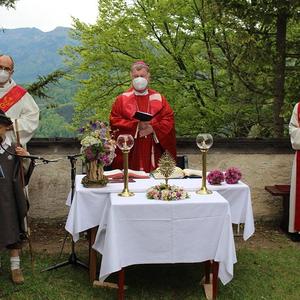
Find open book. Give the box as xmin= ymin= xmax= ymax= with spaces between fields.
xmin=104 ymin=169 xmax=150 ymax=179
xmin=151 ymin=167 xmax=202 ymax=179
xmin=133 ymin=111 xmax=153 ymax=121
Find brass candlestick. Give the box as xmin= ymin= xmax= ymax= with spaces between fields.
xmin=118 ymin=148 xmax=134 ymax=197
xmin=117 ymin=134 xmax=134 ymax=197
xmin=196 ymin=149 xmax=212 ymax=194
xmin=196 ymin=133 xmax=213 ymax=195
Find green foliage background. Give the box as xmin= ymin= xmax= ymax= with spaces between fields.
xmin=33 ymin=79 xmax=77 ymax=138
xmin=62 ymin=0 xmax=299 ymax=138
xmin=1 ymin=0 xmax=299 ymax=138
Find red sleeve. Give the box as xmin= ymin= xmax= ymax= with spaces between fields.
xmin=151 ymin=97 xmax=177 ymax=159
xmin=109 ymin=95 xmax=139 ymax=137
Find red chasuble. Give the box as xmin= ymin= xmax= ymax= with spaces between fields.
xmin=110 ymin=88 xmax=176 ymax=173
xmin=0 ymin=85 xmax=27 ymax=112
xmin=295 ymin=102 xmax=300 ymax=231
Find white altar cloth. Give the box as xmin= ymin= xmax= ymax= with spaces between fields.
xmin=65 ymin=175 xmax=254 ymax=241
xmin=93 ymin=192 xmax=237 ymax=285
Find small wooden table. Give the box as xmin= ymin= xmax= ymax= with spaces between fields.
xmin=88 ymin=229 xmax=220 ymax=300
xmin=265 ymin=185 xmax=290 ymax=232
xmin=88 ymin=190 xmax=234 ymax=300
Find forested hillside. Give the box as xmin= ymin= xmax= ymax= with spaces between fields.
xmin=0 ymin=27 xmax=74 ymax=82
xmin=1 ymin=0 xmax=299 ymax=139
xmin=0 ymin=27 xmax=77 ymax=137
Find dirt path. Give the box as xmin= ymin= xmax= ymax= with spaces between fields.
xmin=24 ymin=220 xmax=300 ymax=255
xmin=28 ymin=220 xmax=88 ymax=254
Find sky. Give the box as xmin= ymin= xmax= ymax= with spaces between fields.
xmin=0 ymin=0 xmax=99 ymax=32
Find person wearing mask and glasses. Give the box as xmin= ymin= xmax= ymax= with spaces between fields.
xmin=0 ymin=54 xmax=39 ymax=148
xmin=110 ymin=61 xmax=176 ymax=173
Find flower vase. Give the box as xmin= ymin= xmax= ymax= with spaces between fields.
xmin=82 ymin=160 xmax=108 ymax=188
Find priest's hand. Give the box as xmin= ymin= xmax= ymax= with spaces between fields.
xmin=139 ymin=125 xmax=154 ymax=137
xmin=15 ymin=147 xmax=29 ymax=156
xmin=138 ymin=121 xmax=150 ymax=130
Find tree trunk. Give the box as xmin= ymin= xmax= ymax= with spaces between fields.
xmin=273 ymin=5 xmax=288 ymax=137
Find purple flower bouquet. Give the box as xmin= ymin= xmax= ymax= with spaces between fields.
xmin=225 ymin=167 xmax=242 ymax=184
xmin=79 ymin=121 xmax=116 ymax=187
xmin=207 ymin=170 xmax=225 ymax=185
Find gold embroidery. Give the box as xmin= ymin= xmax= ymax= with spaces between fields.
xmin=0 ymin=87 xmax=25 ymax=111
xmin=149 ymin=93 xmax=162 ymax=102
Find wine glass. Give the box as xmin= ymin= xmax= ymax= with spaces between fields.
xmin=196 ymin=133 xmax=213 ymax=194
xmin=117 ymin=134 xmax=134 ymax=151
xmin=196 ymin=134 xmax=213 ymax=151
xmin=117 ymin=134 xmax=135 ymax=197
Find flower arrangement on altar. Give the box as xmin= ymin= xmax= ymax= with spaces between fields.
xmin=225 ymin=167 xmax=242 ymax=184
xmin=147 ymin=152 xmax=189 ymax=201
xmin=147 ymin=183 xmax=189 ymax=201
xmin=79 ymin=121 xmax=115 ymax=187
xmin=207 ymin=170 xmax=225 ymax=185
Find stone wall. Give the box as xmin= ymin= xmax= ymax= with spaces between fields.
xmin=27 ymin=138 xmax=294 ymax=222
xmin=187 ymin=152 xmax=293 ymax=220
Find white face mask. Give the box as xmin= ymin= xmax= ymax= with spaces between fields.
xmin=132 ymin=77 xmax=148 ymax=91
xmin=0 ymin=70 xmax=10 ymax=84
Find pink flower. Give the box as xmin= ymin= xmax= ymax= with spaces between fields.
xmin=84 ymin=147 xmax=97 ymax=161
xmin=79 ymin=120 xmax=115 ymax=166
xmin=146 ymin=184 xmax=189 ymax=201
xmin=225 ymin=167 xmax=242 ymax=184
xmin=207 ymin=170 xmax=224 ymax=185
xmin=99 ymin=154 xmax=112 ymax=166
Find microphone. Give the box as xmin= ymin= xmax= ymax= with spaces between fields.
xmin=0 ymin=143 xmax=62 ymax=164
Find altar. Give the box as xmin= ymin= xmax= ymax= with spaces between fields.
xmin=94 ymin=191 xmax=237 ymax=284
xmin=93 ymin=191 xmax=237 ymax=299
xmin=66 ymin=175 xmax=254 ymax=242
xmin=65 ymin=174 xmax=254 ymax=289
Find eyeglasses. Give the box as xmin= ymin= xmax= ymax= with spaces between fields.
xmin=0 ymin=66 xmax=12 ymax=72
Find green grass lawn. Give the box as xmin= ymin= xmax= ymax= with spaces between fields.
xmin=1 ymin=237 xmax=300 ymax=299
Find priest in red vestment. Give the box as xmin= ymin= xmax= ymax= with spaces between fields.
xmin=110 ymin=61 xmax=176 ymax=173
xmin=289 ymin=101 xmax=300 ymax=236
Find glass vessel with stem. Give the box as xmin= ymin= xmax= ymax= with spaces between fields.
xmin=117 ymin=134 xmax=135 ymax=197
xmin=196 ymin=133 xmax=213 ymax=195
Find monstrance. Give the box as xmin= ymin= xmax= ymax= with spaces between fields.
xmin=157 ymin=151 xmax=176 ymax=186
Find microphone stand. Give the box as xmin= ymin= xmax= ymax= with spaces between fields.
xmin=42 ymin=154 xmax=88 ymax=271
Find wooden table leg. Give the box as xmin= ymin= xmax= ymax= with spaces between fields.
xmin=212 ymin=261 xmax=219 ymax=300
xmin=88 ymin=226 xmax=98 ymax=283
xmin=205 ymin=260 xmax=211 ymax=284
xmin=118 ymin=269 xmax=125 ymax=300
xmin=202 ymin=260 xmax=219 ymax=300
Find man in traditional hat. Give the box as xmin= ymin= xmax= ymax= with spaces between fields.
xmin=110 ymin=61 xmax=176 ymax=173
xmin=0 ymin=110 xmax=30 ymax=284
xmin=0 ymin=54 xmax=39 ymax=147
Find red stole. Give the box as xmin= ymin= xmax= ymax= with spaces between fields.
xmin=133 ymin=93 xmax=154 ymax=171
xmin=0 ymin=85 xmax=27 ymax=112
xmin=295 ymin=102 xmax=300 ymax=231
